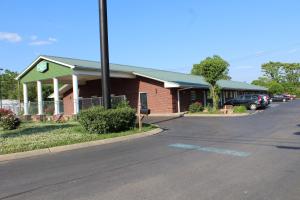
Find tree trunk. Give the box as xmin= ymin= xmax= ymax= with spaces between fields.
xmin=211 ymin=86 xmax=219 ymax=111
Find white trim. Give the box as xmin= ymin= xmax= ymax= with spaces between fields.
xmin=133 ymin=72 xmax=180 ymax=88
xmin=164 ymin=81 xmax=180 ymax=88
xmin=16 ymin=56 xmax=75 ymax=80
xmin=73 ymin=70 xmax=136 ymax=78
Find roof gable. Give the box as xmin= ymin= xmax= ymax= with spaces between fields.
xmin=18 ymin=58 xmax=73 ymax=83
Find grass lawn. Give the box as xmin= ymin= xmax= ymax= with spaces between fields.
xmin=0 ymin=121 xmax=155 ymax=155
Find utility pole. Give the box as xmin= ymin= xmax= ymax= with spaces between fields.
xmin=0 ymin=68 xmax=3 ymax=109
xmin=98 ymin=0 xmax=111 ymax=109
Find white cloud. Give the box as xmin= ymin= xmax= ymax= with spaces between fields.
xmin=0 ymin=32 xmax=22 ymax=43
xmin=48 ymin=37 xmax=57 ymax=42
xmin=29 ymin=36 xmax=58 ymax=46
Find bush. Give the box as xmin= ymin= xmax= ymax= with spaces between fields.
xmin=0 ymin=113 xmax=21 ymax=130
xmin=113 ymin=100 xmax=130 ymax=109
xmin=78 ymin=106 xmax=136 ymax=134
xmin=0 ymin=108 xmax=13 ymax=118
xmin=189 ymin=102 xmax=204 ymax=113
xmin=233 ymin=106 xmax=247 ymax=113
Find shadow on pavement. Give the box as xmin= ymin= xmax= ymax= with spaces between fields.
xmin=276 ymin=145 xmax=300 ymax=150
xmin=294 ymin=132 xmax=300 ymax=136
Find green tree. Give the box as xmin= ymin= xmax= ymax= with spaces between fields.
xmin=282 ymin=63 xmax=300 ymax=84
xmin=251 ymin=77 xmax=270 ymax=87
xmin=192 ymin=55 xmax=229 ymax=110
xmin=0 ymin=70 xmax=19 ymax=99
xmin=268 ymin=81 xmax=284 ymax=94
xmin=261 ymin=62 xmax=284 ymax=82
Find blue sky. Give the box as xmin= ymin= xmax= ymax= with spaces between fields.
xmin=0 ymin=0 xmax=300 ymax=82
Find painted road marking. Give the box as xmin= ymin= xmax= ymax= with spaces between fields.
xmin=169 ymin=143 xmax=251 ymax=157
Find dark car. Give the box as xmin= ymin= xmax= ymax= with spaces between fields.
xmin=271 ymin=95 xmax=289 ymax=102
xmin=224 ymin=94 xmax=265 ymax=110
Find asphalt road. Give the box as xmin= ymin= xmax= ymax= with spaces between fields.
xmin=1 ymin=101 xmax=300 ymax=200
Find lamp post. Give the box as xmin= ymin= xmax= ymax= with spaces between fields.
xmin=0 ymin=68 xmax=3 ymax=109
xmin=98 ymin=0 xmax=111 ymax=109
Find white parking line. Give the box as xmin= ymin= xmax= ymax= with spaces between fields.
xmin=169 ymin=143 xmax=251 ymax=157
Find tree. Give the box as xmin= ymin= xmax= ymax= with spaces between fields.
xmin=251 ymin=77 xmax=270 ymax=87
xmin=268 ymin=81 xmax=284 ymax=94
xmin=0 ymin=70 xmax=19 ymax=99
xmin=261 ymin=62 xmax=284 ymax=82
xmin=282 ymin=63 xmax=300 ymax=84
xmin=192 ymin=55 xmax=229 ymax=110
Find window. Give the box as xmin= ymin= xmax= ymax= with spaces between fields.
xmin=191 ymin=91 xmax=196 ymax=101
xmin=245 ymin=95 xmax=251 ymax=100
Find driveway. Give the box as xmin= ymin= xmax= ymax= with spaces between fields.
xmin=1 ymin=101 xmax=300 ymax=200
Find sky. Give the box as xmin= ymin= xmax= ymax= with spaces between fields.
xmin=0 ymin=0 xmax=300 ymax=83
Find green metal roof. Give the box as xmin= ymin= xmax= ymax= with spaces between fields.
xmin=19 ymin=55 xmax=267 ymax=91
xmin=42 ymin=55 xmax=209 ymax=88
xmin=217 ymin=80 xmax=267 ymax=91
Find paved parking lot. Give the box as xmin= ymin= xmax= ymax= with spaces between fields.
xmin=1 ymin=100 xmax=300 ymax=200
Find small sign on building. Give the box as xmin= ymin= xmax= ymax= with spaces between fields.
xmin=36 ymin=61 xmax=48 ymax=73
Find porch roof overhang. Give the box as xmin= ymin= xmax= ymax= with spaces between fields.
xmin=16 ymin=56 xmax=135 ymax=83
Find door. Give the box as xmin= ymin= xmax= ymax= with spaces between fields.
xmin=139 ymin=92 xmax=148 ymax=110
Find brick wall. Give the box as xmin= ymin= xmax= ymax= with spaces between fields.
xmin=62 ymin=76 xmax=179 ymax=115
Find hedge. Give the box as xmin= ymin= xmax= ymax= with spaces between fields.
xmin=78 ymin=106 xmax=136 ymax=134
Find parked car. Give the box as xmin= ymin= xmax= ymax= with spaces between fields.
xmin=224 ymin=94 xmax=265 ymax=110
xmin=259 ymin=94 xmax=271 ymax=106
xmin=283 ymin=94 xmax=296 ymax=100
xmin=270 ymin=94 xmax=289 ymax=102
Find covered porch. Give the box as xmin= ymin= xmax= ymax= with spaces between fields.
xmin=16 ymin=56 xmax=133 ymax=118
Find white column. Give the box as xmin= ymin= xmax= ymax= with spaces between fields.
xmin=37 ymin=80 xmax=43 ymax=115
xmin=53 ymin=78 xmax=60 ymax=115
xmin=23 ymin=83 xmax=29 ymax=115
xmin=177 ymin=89 xmax=181 ymax=113
xmin=72 ymin=74 xmax=79 ymax=114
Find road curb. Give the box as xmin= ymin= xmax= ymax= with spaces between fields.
xmin=0 ymin=128 xmax=162 ymax=163
xmin=184 ymin=113 xmax=250 ymax=117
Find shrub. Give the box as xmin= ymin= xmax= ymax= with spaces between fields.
xmin=0 ymin=108 xmax=13 ymax=118
xmin=233 ymin=106 xmax=247 ymax=113
xmin=78 ymin=106 xmax=136 ymax=134
xmin=113 ymin=100 xmax=131 ymax=109
xmin=0 ymin=113 xmax=21 ymax=130
xmin=189 ymin=102 xmax=204 ymax=113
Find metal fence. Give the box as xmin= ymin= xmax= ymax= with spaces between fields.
xmin=2 ymin=103 xmax=23 ymax=115
xmin=79 ymin=95 xmax=126 ymax=111
xmin=2 ymin=95 xmax=125 ymax=116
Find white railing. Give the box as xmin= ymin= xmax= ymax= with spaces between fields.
xmin=2 ymin=95 xmax=126 ymax=116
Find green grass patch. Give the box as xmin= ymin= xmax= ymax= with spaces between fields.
xmin=233 ymin=106 xmax=247 ymax=113
xmin=0 ymin=121 xmax=155 ymax=155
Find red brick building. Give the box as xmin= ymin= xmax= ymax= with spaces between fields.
xmin=16 ymin=56 xmax=267 ymax=116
